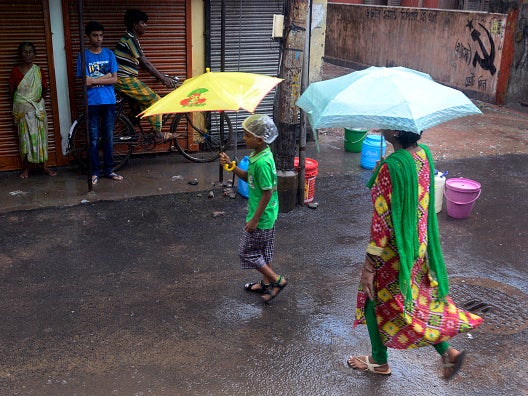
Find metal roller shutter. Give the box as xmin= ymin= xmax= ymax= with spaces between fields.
xmin=65 ymin=0 xmax=189 ymax=154
xmin=209 ymin=0 xmax=284 ymax=143
xmin=0 ymin=0 xmax=62 ymax=171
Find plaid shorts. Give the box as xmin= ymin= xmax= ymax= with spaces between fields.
xmin=238 ymin=226 xmax=275 ymax=269
xmin=116 ymin=76 xmax=162 ymax=132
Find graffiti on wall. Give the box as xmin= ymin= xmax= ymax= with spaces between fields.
xmin=455 ymin=17 xmax=502 ymax=91
xmin=468 ymin=19 xmax=497 ymax=75
xmin=364 ymin=8 xmax=438 ymax=23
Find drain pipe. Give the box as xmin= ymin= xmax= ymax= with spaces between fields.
xmin=218 ymin=0 xmax=226 ymax=183
xmin=298 ymin=0 xmax=312 ymax=205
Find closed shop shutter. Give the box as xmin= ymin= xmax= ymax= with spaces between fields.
xmin=0 ymin=0 xmax=62 ymax=171
xmin=65 ymin=0 xmax=189 ymax=154
xmin=209 ymin=0 xmax=284 ymax=142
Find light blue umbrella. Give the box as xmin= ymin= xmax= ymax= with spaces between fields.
xmin=296 ymin=66 xmax=482 ymax=134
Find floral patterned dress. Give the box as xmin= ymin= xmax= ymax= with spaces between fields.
xmin=354 ymin=148 xmax=482 ymax=349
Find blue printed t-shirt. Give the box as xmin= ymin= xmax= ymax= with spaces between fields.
xmin=76 ymin=48 xmax=117 ymax=105
xmin=246 ymin=146 xmax=279 ymax=229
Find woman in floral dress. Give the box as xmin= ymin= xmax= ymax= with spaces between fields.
xmin=347 ymin=129 xmax=482 ymax=380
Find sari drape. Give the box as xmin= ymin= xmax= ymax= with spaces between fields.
xmin=12 ymin=64 xmax=48 ymax=163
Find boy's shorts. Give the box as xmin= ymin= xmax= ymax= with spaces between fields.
xmin=238 ymin=226 xmax=275 ymax=269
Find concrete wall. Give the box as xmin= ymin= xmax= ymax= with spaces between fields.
xmin=325 ymin=4 xmax=514 ymax=103
xmin=309 ymin=0 xmax=328 ymax=82
xmin=507 ymin=2 xmax=528 ymax=104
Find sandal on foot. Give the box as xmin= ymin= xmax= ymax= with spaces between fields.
xmin=91 ymin=175 xmax=99 ymax=185
xmin=155 ymin=132 xmax=175 ymax=143
xmin=262 ymin=275 xmax=287 ymax=304
xmin=244 ymin=280 xmax=270 ymax=293
xmin=347 ymin=355 xmax=391 ymax=375
xmin=106 ymin=172 xmax=123 ymax=181
xmin=442 ymin=351 xmax=466 ymax=381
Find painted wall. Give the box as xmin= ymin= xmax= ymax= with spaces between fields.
xmin=325 ymin=4 xmax=510 ymax=103
xmin=49 ymin=0 xmax=72 ymax=155
xmin=507 ymin=2 xmax=528 ymax=104
xmin=191 ymin=0 xmax=205 ymax=77
xmin=309 ymin=0 xmax=328 ymax=82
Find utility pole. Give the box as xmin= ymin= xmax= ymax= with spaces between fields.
xmin=273 ymin=0 xmax=309 ymax=212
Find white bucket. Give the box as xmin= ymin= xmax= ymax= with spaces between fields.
xmin=434 ymin=173 xmax=446 ymax=213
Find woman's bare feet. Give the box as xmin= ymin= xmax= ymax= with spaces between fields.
xmin=42 ymin=167 xmax=57 ymax=176
xmin=19 ymin=168 xmax=29 ymax=179
xmin=347 ymin=355 xmax=391 ymax=375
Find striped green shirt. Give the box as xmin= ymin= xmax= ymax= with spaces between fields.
xmin=114 ymin=31 xmax=143 ymax=77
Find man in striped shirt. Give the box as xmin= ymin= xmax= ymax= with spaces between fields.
xmin=114 ymin=9 xmax=177 ymax=143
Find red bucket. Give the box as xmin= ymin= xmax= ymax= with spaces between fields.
xmin=294 ymin=157 xmax=319 ymax=203
xmin=444 ymin=178 xmax=481 ymax=219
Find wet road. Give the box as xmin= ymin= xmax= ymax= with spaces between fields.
xmin=1 ymin=148 xmax=527 ymax=395
xmin=2 ymin=57 xmax=528 ymax=394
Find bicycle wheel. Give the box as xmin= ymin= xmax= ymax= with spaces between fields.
xmin=170 ymin=111 xmax=232 ymax=163
xmin=112 ymin=114 xmax=135 ymax=171
xmin=67 ymin=113 xmax=135 ymax=172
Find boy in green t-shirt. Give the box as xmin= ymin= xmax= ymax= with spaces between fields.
xmin=219 ymin=114 xmax=287 ymax=304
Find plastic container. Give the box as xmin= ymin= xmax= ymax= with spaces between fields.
xmin=237 ymin=156 xmax=250 ymax=198
xmin=360 ymin=134 xmax=387 ymax=170
xmin=444 ymin=177 xmax=481 ymax=219
xmin=434 ymin=171 xmax=446 ymax=213
xmin=294 ymin=157 xmax=319 ymax=203
xmin=344 ymin=128 xmax=368 ymax=153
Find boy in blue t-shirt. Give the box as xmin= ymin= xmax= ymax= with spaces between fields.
xmin=219 ymin=114 xmax=287 ymax=304
xmin=76 ymin=21 xmax=123 ymax=185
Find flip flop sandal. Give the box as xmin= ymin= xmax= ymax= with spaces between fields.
xmin=442 ymin=351 xmax=466 ymax=381
xmin=106 ymin=172 xmax=123 ymax=181
xmin=91 ymin=175 xmax=99 ymax=185
xmin=347 ymin=355 xmax=392 ymax=375
xmin=262 ymin=275 xmax=287 ymax=304
xmin=244 ymin=280 xmax=271 ymax=293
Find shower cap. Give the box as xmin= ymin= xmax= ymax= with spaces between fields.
xmin=241 ymin=114 xmax=279 ymax=144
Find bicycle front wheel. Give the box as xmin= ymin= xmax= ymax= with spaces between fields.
xmin=170 ymin=111 xmax=232 ymax=163
xmin=67 ymin=113 xmax=135 ymax=172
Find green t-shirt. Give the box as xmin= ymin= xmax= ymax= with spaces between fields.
xmin=246 ymin=146 xmax=279 ymax=229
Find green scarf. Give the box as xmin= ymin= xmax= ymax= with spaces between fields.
xmin=367 ymin=144 xmax=448 ymax=311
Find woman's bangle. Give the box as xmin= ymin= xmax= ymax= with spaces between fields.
xmin=363 ymin=265 xmax=375 ymax=273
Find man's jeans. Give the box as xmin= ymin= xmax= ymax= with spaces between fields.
xmin=88 ymin=104 xmax=115 ymax=177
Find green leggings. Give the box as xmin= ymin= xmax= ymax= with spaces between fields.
xmin=365 ymin=299 xmax=450 ymax=364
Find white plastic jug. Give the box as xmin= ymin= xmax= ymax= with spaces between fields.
xmin=434 ymin=172 xmax=446 ymax=213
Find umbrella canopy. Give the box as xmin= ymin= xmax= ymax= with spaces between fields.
xmin=140 ymin=69 xmax=282 ymax=117
xmin=296 ymin=66 xmax=482 ymax=134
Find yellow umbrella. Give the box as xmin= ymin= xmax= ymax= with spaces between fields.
xmin=140 ymin=68 xmax=283 ymax=117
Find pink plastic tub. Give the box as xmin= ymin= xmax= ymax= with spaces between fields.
xmin=444 ymin=178 xmax=481 ymax=219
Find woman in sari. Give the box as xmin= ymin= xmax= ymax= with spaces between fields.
xmin=347 ymin=129 xmax=483 ymax=380
xmin=9 ymin=42 xmax=56 ymax=179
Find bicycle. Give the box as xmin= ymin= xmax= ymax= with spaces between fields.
xmin=67 ymin=76 xmax=234 ymax=171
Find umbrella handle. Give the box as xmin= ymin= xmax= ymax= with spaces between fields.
xmin=223 ymin=161 xmax=236 ymax=172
